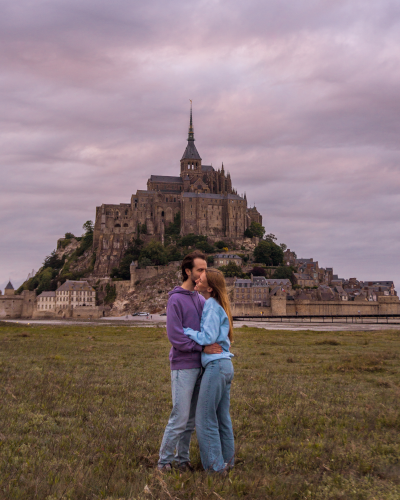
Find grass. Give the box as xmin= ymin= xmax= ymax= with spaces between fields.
xmin=0 ymin=322 xmax=400 ymax=499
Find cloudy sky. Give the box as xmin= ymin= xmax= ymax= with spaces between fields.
xmin=1 ymin=0 xmax=400 ymax=292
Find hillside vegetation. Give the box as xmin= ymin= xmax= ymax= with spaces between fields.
xmin=1 ymin=323 xmax=399 ymax=499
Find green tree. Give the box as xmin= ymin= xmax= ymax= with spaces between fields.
xmin=280 ymin=243 xmax=287 ymax=252
xmin=218 ymin=262 xmax=247 ymax=278
xmin=138 ymin=257 xmax=152 ymax=268
xmin=111 ymin=239 xmax=144 ymax=279
xmin=264 ymin=233 xmax=277 ymax=241
xmin=272 ymin=265 xmax=296 ymax=285
xmin=165 ymin=212 xmax=181 ymax=239
xmin=244 ymin=221 xmax=265 ymax=238
xmin=65 ymin=232 xmax=75 ymax=239
xmin=215 ymin=241 xmax=226 ymax=250
xmin=253 ymin=240 xmax=284 ymax=266
xmin=82 ymin=221 xmax=94 ymax=235
xmin=139 ymin=240 xmax=168 ymax=266
xmin=250 ymin=266 xmax=267 ymax=277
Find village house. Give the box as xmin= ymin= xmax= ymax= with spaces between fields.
xmin=37 ymin=291 xmax=56 ymax=311
xmin=214 ymin=254 xmax=242 ymax=267
xmin=55 ymin=280 xmax=96 ymax=310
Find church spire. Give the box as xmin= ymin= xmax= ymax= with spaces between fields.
xmin=188 ymin=100 xmax=195 ymax=141
xmin=181 ymin=101 xmax=201 ymax=162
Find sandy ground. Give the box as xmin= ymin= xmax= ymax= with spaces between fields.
xmin=3 ymin=315 xmax=400 ymax=331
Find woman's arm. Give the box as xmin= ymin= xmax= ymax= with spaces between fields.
xmin=183 ymin=301 xmax=221 ymax=346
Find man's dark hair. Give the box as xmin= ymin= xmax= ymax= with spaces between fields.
xmin=181 ymin=251 xmax=207 ymax=282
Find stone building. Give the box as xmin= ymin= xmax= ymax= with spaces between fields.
xmin=37 ymin=291 xmax=56 ymax=311
xmin=214 ymin=254 xmax=242 ymax=267
xmin=93 ymin=106 xmax=262 ymax=276
xmin=55 ymin=280 xmax=96 ymax=310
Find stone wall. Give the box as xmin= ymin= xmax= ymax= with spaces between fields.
xmin=232 ymin=296 xmax=400 ymax=317
xmin=0 ymin=296 xmax=24 ymax=319
xmin=0 ymin=290 xmax=37 ymax=319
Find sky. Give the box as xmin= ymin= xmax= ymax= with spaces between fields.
xmin=1 ymin=0 xmax=400 ymax=292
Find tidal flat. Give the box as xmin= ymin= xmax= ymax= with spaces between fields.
xmin=1 ymin=322 xmax=399 ymax=499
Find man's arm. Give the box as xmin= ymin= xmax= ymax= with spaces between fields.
xmin=166 ymin=300 xmax=202 ymax=353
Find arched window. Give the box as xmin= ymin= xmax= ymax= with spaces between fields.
xmin=115 ymin=224 xmax=121 ymax=228
xmin=161 ymin=211 xmax=164 ymax=217
xmin=125 ymin=210 xmax=128 ymax=215
xmin=123 ymin=223 xmax=128 ymax=227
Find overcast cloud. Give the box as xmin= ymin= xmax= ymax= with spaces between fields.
xmin=1 ymin=0 xmax=399 ymax=291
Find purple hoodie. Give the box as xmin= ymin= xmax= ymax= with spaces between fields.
xmin=166 ymin=286 xmax=206 ymax=370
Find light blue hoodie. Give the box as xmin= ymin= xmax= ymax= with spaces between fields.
xmin=183 ymin=297 xmax=233 ymax=367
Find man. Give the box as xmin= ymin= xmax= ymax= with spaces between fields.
xmin=158 ymin=251 xmax=222 ymax=472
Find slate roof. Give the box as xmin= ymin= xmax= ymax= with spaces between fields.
xmin=182 ymin=192 xmax=243 ymax=200
xmin=150 ymin=175 xmax=183 ymax=184
xmin=265 ymin=279 xmax=291 ymax=286
xmin=181 ymin=141 xmax=202 ymax=161
xmin=215 ymin=254 xmax=241 ymax=259
xmin=38 ymin=291 xmax=56 ymax=298
xmin=201 ymin=165 xmax=215 ymax=172
xmin=5 ymin=281 xmax=14 ymax=290
xmin=57 ymin=280 xmax=94 ymax=292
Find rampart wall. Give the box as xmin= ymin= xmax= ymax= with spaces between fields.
xmin=232 ymin=296 xmax=400 ymax=317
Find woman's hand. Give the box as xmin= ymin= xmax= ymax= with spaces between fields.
xmin=203 ymin=343 xmax=223 ymax=354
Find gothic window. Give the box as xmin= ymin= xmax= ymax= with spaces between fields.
xmin=166 ymin=198 xmax=168 ymax=202
xmin=123 ymin=223 xmax=128 ymax=227
xmin=161 ymin=211 xmax=164 ymax=216
xmin=125 ymin=210 xmax=128 ymax=215
xmin=115 ymin=224 xmax=121 ymax=228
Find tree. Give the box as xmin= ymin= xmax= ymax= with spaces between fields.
xmin=244 ymin=221 xmax=265 ymax=238
xmin=218 ymin=262 xmax=247 ymax=278
xmin=272 ymin=265 xmax=296 ymax=285
xmin=65 ymin=232 xmax=75 ymax=239
xmin=82 ymin=220 xmax=94 ymax=235
xmin=165 ymin=212 xmax=181 ymax=239
xmin=253 ymin=240 xmax=284 ymax=266
xmin=110 ymin=239 xmax=144 ymax=279
xmin=139 ymin=240 xmax=168 ymax=266
xmin=43 ymin=250 xmax=64 ymax=270
xmin=280 ymin=243 xmax=287 ymax=252
xmin=215 ymin=241 xmax=225 ymax=250
xmin=250 ymin=266 xmax=267 ymax=277
xmin=264 ymin=233 xmax=277 ymax=241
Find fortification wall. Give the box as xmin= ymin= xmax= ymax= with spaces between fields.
xmin=0 ymin=296 xmax=24 ymax=319
xmin=232 ymin=296 xmax=400 ymax=317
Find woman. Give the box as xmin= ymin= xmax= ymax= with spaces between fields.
xmin=183 ymin=268 xmax=234 ymax=474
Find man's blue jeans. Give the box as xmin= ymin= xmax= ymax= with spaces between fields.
xmin=158 ymin=368 xmax=202 ymax=466
xmin=196 ymin=359 xmax=235 ymax=472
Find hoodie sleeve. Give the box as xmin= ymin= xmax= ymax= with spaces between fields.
xmin=167 ymin=297 xmax=203 ymax=353
xmin=183 ymin=300 xmax=220 ymax=346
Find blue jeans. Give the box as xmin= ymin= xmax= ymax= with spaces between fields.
xmin=158 ymin=368 xmax=202 ymax=466
xmin=196 ymin=359 xmax=235 ymax=472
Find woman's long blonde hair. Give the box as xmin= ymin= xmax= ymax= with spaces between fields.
xmin=204 ymin=268 xmax=233 ymax=342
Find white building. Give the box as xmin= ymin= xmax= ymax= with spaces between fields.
xmin=55 ymin=280 xmax=96 ymax=309
xmin=37 ymin=291 xmax=56 ymax=311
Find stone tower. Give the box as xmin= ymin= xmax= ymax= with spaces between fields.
xmin=4 ymin=281 xmax=15 ymax=296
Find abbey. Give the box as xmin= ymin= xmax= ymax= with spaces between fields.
xmin=93 ymin=107 xmax=262 ymax=275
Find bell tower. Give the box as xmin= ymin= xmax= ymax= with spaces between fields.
xmin=180 ymin=101 xmax=202 ymax=178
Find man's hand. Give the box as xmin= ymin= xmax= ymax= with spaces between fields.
xmin=204 ymin=343 xmax=223 ymax=354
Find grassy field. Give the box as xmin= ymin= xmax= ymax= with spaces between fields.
xmin=0 ymin=322 xmax=399 ymax=500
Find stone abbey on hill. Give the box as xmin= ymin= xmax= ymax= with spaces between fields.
xmin=93 ymin=107 xmax=262 ymax=275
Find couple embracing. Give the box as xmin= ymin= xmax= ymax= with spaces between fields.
xmin=158 ymin=251 xmax=234 ymax=474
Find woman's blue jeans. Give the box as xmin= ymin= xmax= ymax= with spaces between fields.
xmin=196 ymin=359 xmax=235 ymax=472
